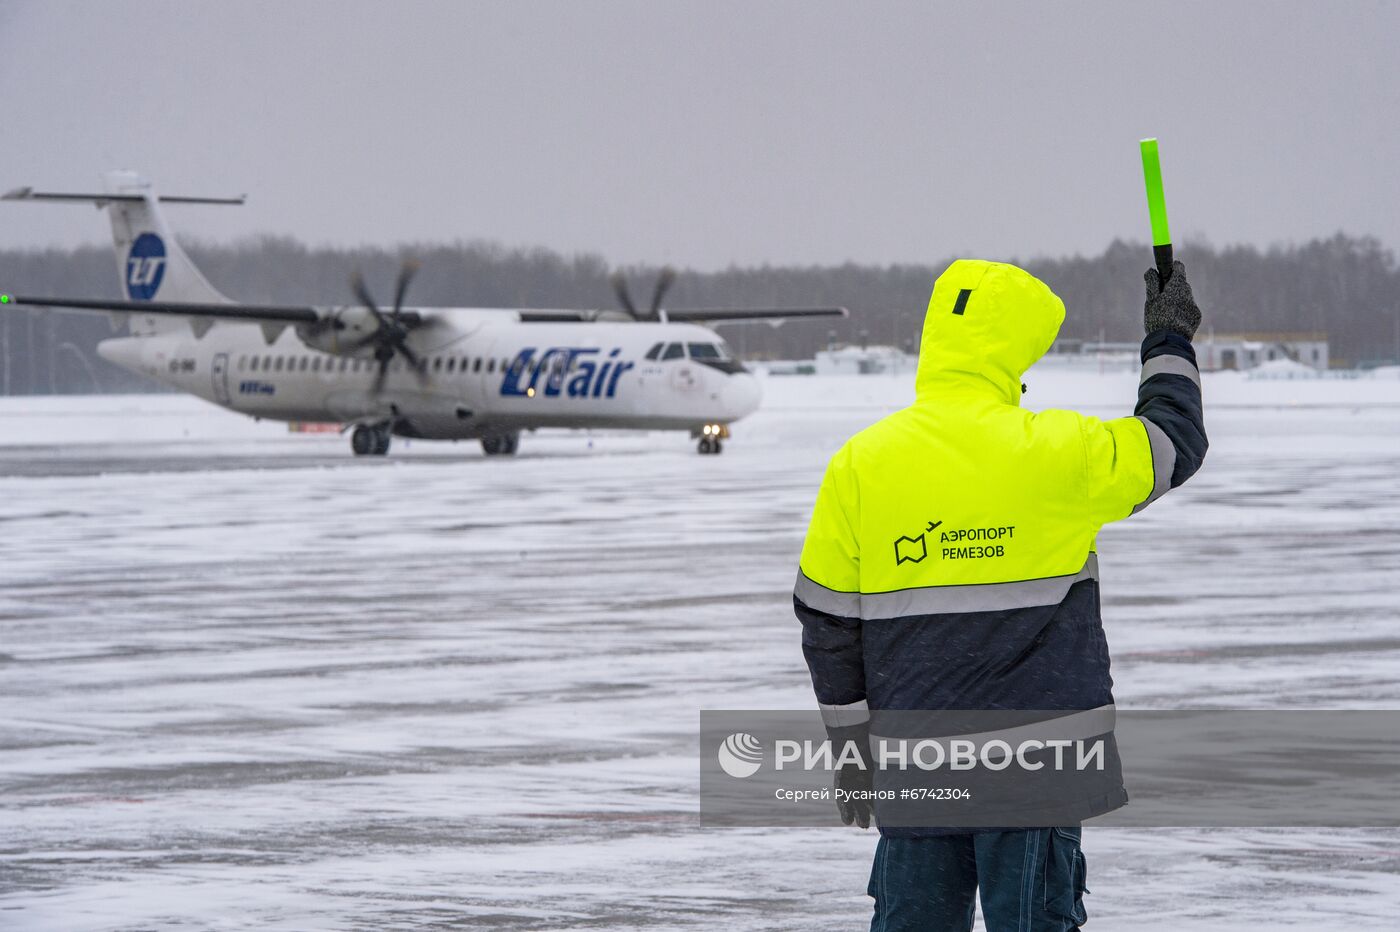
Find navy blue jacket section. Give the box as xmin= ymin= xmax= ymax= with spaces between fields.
xmin=798 ymin=579 xmax=1113 ymax=713
xmin=1139 ymin=329 xmax=1207 ymax=488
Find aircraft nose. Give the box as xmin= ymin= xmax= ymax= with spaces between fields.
xmin=722 ymin=370 xmax=762 ymax=419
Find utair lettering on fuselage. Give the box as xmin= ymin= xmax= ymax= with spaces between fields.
xmin=500 ymin=347 xmax=635 ymax=399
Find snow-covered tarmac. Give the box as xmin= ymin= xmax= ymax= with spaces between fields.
xmin=3 ymin=367 xmax=1400 ymax=930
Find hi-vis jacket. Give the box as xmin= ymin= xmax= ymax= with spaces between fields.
xmin=796 ymin=260 xmax=1206 ymax=740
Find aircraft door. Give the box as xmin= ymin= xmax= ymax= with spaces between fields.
xmin=212 ymin=352 xmax=231 ymax=404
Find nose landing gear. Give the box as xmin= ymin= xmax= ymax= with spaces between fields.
xmin=695 ymin=423 xmax=728 ymax=455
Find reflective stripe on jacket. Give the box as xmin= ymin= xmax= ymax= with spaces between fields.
xmin=795 ymin=258 xmax=1207 ymax=728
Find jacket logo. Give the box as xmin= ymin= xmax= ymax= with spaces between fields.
xmin=894 ymin=535 xmax=927 ymax=565
xmin=894 ymin=521 xmax=941 ymax=566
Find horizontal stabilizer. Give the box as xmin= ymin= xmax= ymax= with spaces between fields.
xmin=1 ymin=187 xmax=245 ymax=206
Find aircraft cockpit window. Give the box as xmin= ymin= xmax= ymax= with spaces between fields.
xmin=687 ymin=343 xmax=721 ymax=360
xmin=662 ymin=342 xmax=685 ymax=360
xmin=645 ymin=342 xmax=664 ymax=360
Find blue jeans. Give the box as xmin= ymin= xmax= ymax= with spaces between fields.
xmin=869 ymin=828 xmax=1088 ymax=931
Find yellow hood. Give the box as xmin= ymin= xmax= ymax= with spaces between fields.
xmin=914 ymin=260 xmax=1065 ymax=405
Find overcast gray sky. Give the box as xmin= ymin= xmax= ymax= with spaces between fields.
xmin=2 ymin=0 xmax=1396 ymax=269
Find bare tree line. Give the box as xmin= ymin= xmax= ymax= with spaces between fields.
xmin=1 ymin=233 xmax=1397 ymax=395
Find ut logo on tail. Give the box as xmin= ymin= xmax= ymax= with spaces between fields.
xmin=125 ymin=233 xmax=167 ymax=300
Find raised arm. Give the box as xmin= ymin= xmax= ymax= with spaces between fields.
xmin=1085 ymin=260 xmax=1208 ymax=524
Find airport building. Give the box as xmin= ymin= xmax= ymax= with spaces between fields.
xmin=1195 ymin=331 xmax=1329 ymax=371
xmin=813 ymin=343 xmax=915 ymax=376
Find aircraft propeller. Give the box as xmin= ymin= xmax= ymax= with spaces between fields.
xmin=610 ymin=266 xmax=676 ymax=322
xmin=347 ymin=259 xmax=429 ymax=394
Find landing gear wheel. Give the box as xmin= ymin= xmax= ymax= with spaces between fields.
xmin=698 ymin=436 xmax=715 ymax=455
xmin=481 ymin=432 xmax=520 ymax=456
xmin=713 ymin=440 xmax=723 ymax=455
xmin=351 ymin=424 xmax=391 ymax=456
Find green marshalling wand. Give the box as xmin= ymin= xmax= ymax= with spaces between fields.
xmin=1139 ymin=137 xmax=1173 ymax=290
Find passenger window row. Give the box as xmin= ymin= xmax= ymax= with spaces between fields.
xmin=236 ymin=354 xmax=513 ymax=375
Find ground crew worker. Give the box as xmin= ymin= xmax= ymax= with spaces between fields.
xmin=794 ymin=259 xmax=1207 ymax=930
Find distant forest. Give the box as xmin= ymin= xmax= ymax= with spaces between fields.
xmin=2 ymin=233 xmax=1398 ymax=394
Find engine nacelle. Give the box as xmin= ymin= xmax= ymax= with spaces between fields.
xmin=297 ymin=305 xmax=383 ymax=357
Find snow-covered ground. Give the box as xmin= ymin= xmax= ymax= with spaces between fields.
xmin=2 ymin=367 xmax=1399 ymax=930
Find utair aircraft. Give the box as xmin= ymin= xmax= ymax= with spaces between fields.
xmin=3 ymin=172 xmax=845 ymax=456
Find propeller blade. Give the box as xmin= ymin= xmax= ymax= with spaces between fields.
xmin=649 ymin=267 xmax=676 ymax=317
xmin=350 ymin=271 xmax=389 ymax=327
xmin=392 ymin=259 xmax=420 ymax=321
xmin=396 ymin=340 xmax=429 ymax=385
xmin=610 ymin=271 xmax=639 ymax=319
xmin=371 ymin=357 xmax=390 ymax=394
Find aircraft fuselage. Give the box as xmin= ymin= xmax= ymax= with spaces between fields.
xmin=97 ymin=309 xmax=762 ymax=441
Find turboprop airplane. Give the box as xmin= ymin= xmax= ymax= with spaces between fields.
xmin=2 ymin=172 xmax=846 ymax=456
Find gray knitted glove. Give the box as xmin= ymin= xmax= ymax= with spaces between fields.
xmin=1144 ymin=259 xmax=1202 ymax=339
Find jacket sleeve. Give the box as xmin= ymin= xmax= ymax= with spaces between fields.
xmin=1084 ymin=329 xmax=1208 ymax=525
xmin=794 ymin=445 xmax=869 ymax=727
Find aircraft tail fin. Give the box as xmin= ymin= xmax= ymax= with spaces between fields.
xmin=2 ymin=172 xmax=242 ymax=333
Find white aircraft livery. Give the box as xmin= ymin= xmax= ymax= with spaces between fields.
xmin=3 ymin=172 xmax=846 ymax=455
